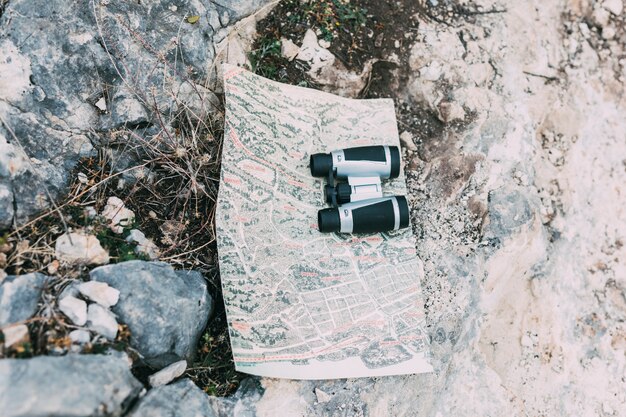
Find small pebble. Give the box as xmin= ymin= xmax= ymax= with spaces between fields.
xmin=78 ymin=281 xmax=120 ymax=308
xmin=2 ymin=324 xmax=29 ymax=348
xmin=69 ymin=329 xmax=91 ymax=344
xmin=59 ymin=295 xmax=87 ymax=326
xmin=148 ymin=360 xmax=187 ymax=387
xmin=87 ymin=304 xmax=118 ymax=340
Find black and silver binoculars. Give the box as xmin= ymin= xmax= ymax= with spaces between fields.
xmin=310 ymin=145 xmax=409 ymax=234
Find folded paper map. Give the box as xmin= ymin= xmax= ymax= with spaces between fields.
xmin=217 ymin=64 xmax=433 ymax=379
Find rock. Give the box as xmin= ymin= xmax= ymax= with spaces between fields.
xmin=319 ymin=39 xmax=331 ymax=49
xmin=420 ymin=61 xmax=444 ymax=81
xmin=485 ymin=186 xmax=534 ymax=241
xmin=602 ymin=26 xmax=616 ymax=40
xmin=69 ymin=329 xmax=91 ymax=345
xmin=58 ymin=295 xmax=87 ymax=326
xmin=46 ymin=260 xmax=60 ymax=275
xmin=296 ymin=29 xmax=336 ymax=74
xmin=314 ymin=388 xmax=332 ymax=403
xmin=207 ymin=378 xmax=263 ymax=416
xmin=0 ymin=272 xmax=47 ymax=326
xmin=128 ymin=379 xmax=217 ymax=417
xmin=101 ymin=197 xmax=135 ymax=234
xmin=94 ymin=97 xmax=107 ymax=113
xmin=90 ymin=261 xmax=212 ymax=368
xmin=281 ymin=38 xmax=300 ymax=61
xmin=0 ymin=354 xmax=142 ymax=417
xmin=0 ymin=0 xmax=275 ymax=227
xmin=603 ymin=0 xmax=623 ymax=15
xmin=148 ymin=360 xmax=187 ymax=387
xmin=437 ymin=101 xmax=466 ymax=123
xmin=87 ymin=304 xmax=118 ymax=340
xmin=78 ymin=281 xmax=120 ymax=308
xmin=2 ymin=324 xmax=29 ymax=348
xmin=293 ymin=32 xmax=374 ymax=96
xmin=55 ymin=232 xmax=110 ymax=265
xmin=126 ymin=229 xmax=160 ymax=260
xmin=400 ymin=131 xmax=418 ymax=151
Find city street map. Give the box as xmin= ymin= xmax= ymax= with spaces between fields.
xmin=216 ymin=64 xmax=433 ymax=379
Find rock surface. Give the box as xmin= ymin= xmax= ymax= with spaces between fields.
xmin=234 ymin=0 xmax=626 ymax=415
xmin=0 ymin=354 xmax=142 ymax=417
xmin=129 ymin=379 xmax=217 ymax=417
xmin=0 ymin=272 xmax=47 ymax=326
xmin=55 ymin=232 xmax=110 ymax=266
xmin=0 ymin=0 xmax=274 ymax=228
xmin=90 ymin=261 xmax=213 ymax=368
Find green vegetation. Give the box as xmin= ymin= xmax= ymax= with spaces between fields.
xmin=249 ymin=35 xmax=286 ymax=79
xmin=284 ymin=0 xmax=367 ymax=42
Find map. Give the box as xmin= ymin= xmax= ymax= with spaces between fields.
xmin=217 ymin=64 xmax=433 ymax=379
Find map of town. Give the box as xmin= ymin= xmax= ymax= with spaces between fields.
xmin=217 ymin=65 xmax=433 ymax=379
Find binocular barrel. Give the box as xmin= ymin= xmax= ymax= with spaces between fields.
xmin=310 ymin=145 xmax=401 ymax=179
xmin=318 ymin=196 xmax=410 ymax=234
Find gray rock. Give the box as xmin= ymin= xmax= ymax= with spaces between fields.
xmin=485 ymin=186 xmax=534 ymax=241
xmin=0 ymin=354 xmax=143 ymax=417
xmin=129 ymin=379 xmax=216 ymax=417
xmin=0 ymin=272 xmax=47 ymax=326
xmin=0 ymin=0 xmax=274 ymax=227
xmin=207 ymin=378 xmax=264 ymax=417
xmin=90 ymin=261 xmax=213 ymax=368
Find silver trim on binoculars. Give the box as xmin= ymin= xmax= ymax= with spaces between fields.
xmin=346 ymin=176 xmax=383 ymax=202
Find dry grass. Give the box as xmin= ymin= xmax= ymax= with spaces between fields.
xmin=0 ymin=2 xmax=238 ymax=394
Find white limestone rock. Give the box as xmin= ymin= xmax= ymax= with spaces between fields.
xmin=148 ymin=360 xmax=187 ymax=387
xmin=399 ymin=131 xmax=418 ymax=151
xmin=126 ymin=229 xmax=160 ymax=260
xmin=58 ymin=295 xmax=87 ymax=326
xmin=603 ymin=0 xmax=623 ymax=15
xmin=87 ymin=304 xmax=118 ymax=340
xmin=2 ymin=324 xmax=29 ymax=348
xmin=101 ymin=196 xmax=135 ymax=234
xmin=55 ymin=232 xmax=110 ymax=266
xmin=281 ymin=38 xmax=300 ymax=61
xmin=69 ymin=329 xmax=91 ymax=345
xmin=78 ymin=281 xmax=120 ymax=308
xmin=296 ymin=29 xmax=336 ymax=74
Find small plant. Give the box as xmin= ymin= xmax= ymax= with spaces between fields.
xmin=249 ymin=35 xmax=287 ymax=80
xmin=95 ymin=224 xmax=149 ymax=263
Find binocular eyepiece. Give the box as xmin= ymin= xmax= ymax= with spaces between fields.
xmin=310 ymin=145 xmax=410 ymax=234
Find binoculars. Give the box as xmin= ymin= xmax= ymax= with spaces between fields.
xmin=310 ymin=145 xmax=410 ymax=234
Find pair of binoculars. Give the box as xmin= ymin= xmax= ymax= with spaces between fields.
xmin=310 ymin=145 xmax=410 ymax=234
